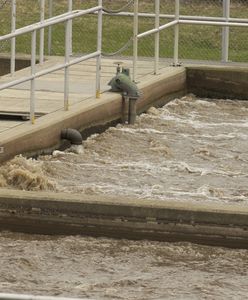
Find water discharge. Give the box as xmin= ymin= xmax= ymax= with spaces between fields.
xmin=1 ymin=95 xmax=248 ymax=298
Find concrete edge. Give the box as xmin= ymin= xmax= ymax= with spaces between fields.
xmin=186 ymin=65 xmax=248 ymax=100
xmin=0 ymin=189 xmax=248 ymax=248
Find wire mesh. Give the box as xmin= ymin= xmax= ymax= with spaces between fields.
xmin=0 ymin=0 xmax=11 ymax=53
xmin=0 ymin=0 xmax=247 ymax=63
xmin=137 ymin=0 xmax=247 ymax=62
xmin=229 ymin=0 xmax=248 ymax=62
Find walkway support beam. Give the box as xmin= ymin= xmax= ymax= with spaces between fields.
xmin=154 ymin=0 xmax=160 ymax=74
xmin=64 ymin=20 xmax=70 ymax=111
xmin=48 ymin=0 xmax=53 ymax=55
xmin=133 ymin=0 xmax=138 ymax=82
xmin=173 ymin=0 xmax=180 ymax=66
xmin=11 ymin=0 xmax=16 ymax=75
xmin=222 ymin=0 xmax=230 ymax=62
xmin=39 ymin=0 xmax=45 ymax=64
xmin=30 ymin=30 xmax=37 ymax=124
xmin=96 ymin=0 xmax=102 ymax=98
xmin=68 ymin=0 xmax=73 ymax=56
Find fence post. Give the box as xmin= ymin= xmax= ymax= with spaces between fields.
xmin=11 ymin=0 xmax=16 ymax=76
xmin=173 ymin=0 xmax=180 ymax=66
xmin=133 ymin=0 xmax=138 ymax=82
xmin=40 ymin=0 xmax=45 ymax=64
xmin=64 ymin=20 xmax=70 ymax=110
xmin=154 ymin=0 xmax=160 ymax=74
xmin=48 ymin=0 xmax=53 ymax=55
xmin=222 ymin=0 xmax=230 ymax=62
xmin=30 ymin=30 xmax=37 ymax=124
xmin=68 ymin=0 xmax=73 ymax=56
xmin=96 ymin=0 xmax=102 ymax=98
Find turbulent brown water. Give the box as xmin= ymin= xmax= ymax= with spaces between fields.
xmin=1 ymin=95 xmax=248 ymax=298
xmin=0 ymin=232 xmax=248 ymax=299
xmin=1 ymin=94 xmax=248 ymax=204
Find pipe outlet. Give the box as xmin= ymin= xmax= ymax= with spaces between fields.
xmin=61 ymin=128 xmax=82 ymax=145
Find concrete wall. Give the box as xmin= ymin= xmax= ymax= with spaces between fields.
xmin=0 ymin=55 xmax=32 ymax=76
xmin=0 ymin=189 xmax=248 ymax=248
xmin=187 ymin=66 xmax=248 ymax=100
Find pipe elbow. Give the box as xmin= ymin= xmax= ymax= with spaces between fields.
xmin=61 ymin=128 xmax=82 ymax=145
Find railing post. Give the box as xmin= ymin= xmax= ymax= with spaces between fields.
xmin=64 ymin=20 xmax=70 ymax=110
xmin=30 ymin=30 xmax=37 ymax=124
xmin=222 ymin=0 xmax=230 ymax=62
xmin=11 ymin=0 xmax=16 ymax=76
xmin=40 ymin=0 xmax=45 ymax=64
xmin=68 ymin=0 xmax=73 ymax=56
xmin=48 ymin=0 xmax=53 ymax=55
xmin=96 ymin=0 xmax=102 ymax=98
xmin=154 ymin=0 xmax=160 ymax=74
xmin=133 ymin=0 xmax=138 ymax=82
xmin=173 ymin=0 xmax=180 ymax=66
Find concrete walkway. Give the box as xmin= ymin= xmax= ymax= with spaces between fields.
xmin=0 ymin=56 xmax=162 ymax=132
xmin=0 ymin=55 xmax=186 ymax=162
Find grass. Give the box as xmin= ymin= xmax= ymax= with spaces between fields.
xmin=0 ymin=0 xmax=247 ymax=62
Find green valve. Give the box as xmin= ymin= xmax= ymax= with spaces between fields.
xmin=108 ymin=66 xmax=140 ymax=98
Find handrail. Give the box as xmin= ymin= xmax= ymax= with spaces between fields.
xmin=1 ymin=0 xmax=247 ymax=124
xmin=0 ymin=293 xmax=90 ymax=300
xmin=178 ymin=19 xmax=248 ymax=27
xmin=99 ymin=11 xmax=248 ymax=24
xmin=0 ymin=51 xmax=101 ymax=91
xmin=137 ymin=20 xmax=177 ymax=39
xmin=0 ymin=4 xmax=103 ymax=124
xmin=132 ymin=0 xmax=248 ymax=81
xmin=0 ymin=7 xmax=101 ymax=42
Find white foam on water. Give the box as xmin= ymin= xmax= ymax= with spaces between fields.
xmin=1 ymin=95 xmax=248 ymax=205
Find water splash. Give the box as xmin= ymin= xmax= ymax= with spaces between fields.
xmin=1 ymin=95 xmax=248 ymax=204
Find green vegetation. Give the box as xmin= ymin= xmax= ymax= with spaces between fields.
xmin=0 ymin=0 xmax=247 ymax=62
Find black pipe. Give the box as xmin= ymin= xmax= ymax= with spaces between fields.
xmin=61 ymin=128 xmax=82 ymax=145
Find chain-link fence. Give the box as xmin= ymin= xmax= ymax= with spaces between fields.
xmin=0 ymin=0 xmax=247 ymax=63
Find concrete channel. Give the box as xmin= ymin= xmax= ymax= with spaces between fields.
xmin=0 ymin=58 xmax=248 ymax=248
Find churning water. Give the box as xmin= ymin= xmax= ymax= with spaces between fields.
xmin=1 ymin=95 xmax=248 ymax=299
xmin=0 ymin=232 xmax=248 ymax=299
xmin=1 ymin=94 xmax=248 ymax=204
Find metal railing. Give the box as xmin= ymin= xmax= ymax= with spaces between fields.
xmin=132 ymin=0 xmax=248 ymax=81
xmin=0 ymin=293 xmax=90 ymax=300
xmin=0 ymin=0 xmax=248 ymax=124
xmin=0 ymin=1 xmax=102 ymax=124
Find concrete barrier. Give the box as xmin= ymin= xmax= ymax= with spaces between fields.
xmin=187 ymin=65 xmax=248 ymax=100
xmin=0 ymin=54 xmax=33 ymax=76
xmin=0 ymin=189 xmax=248 ymax=248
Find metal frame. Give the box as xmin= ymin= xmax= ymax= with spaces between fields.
xmin=132 ymin=0 xmax=248 ymax=81
xmin=39 ymin=0 xmax=45 ymax=64
xmin=10 ymin=0 xmax=16 ymax=76
xmin=1 ymin=1 xmax=248 ymax=121
xmin=0 ymin=5 xmax=103 ymax=124
xmin=0 ymin=293 xmax=89 ymax=300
